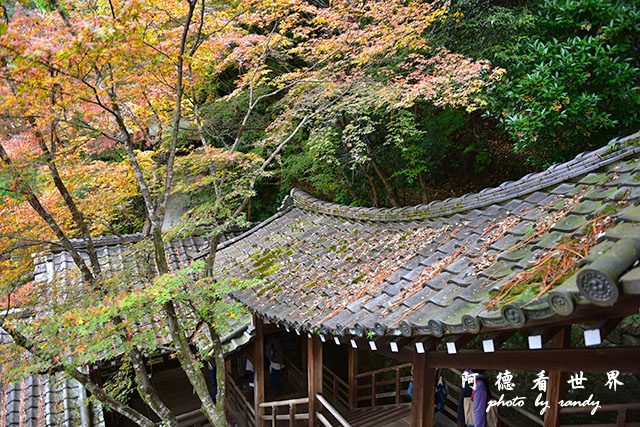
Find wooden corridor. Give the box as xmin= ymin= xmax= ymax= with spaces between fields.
xmin=334 ymin=404 xmax=412 ymax=427
xmin=336 ymin=405 xmax=456 ymax=427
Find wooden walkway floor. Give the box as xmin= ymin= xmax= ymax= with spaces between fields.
xmin=335 ymin=404 xmax=456 ymax=427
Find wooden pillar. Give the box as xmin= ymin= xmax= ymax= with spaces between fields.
xmin=544 ymin=326 xmax=571 ymax=427
xmin=302 ymin=334 xmax=308 ymax=371
xmin=411 ymin=350 xmax=435 ymax=427
xmin=348 ymin=346 xmax=358 ymax=410
xmin=307 ymin=335 xmax=323 ymax=427
xmin=254 ymin=315 xmax=265 ymax=427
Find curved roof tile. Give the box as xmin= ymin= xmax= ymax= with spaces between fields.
xmin=227 ymin=132 xmax=640 ymax=338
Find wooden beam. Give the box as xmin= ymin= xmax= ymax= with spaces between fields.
xmin=254 ymin=315 xmax=265 ymax=427
xmin=307 ymin=335 xmax=323 ymax=427
xmin=411 ymin=349 xmax=436 ymax=427
xmin=586 ymin=317 xmax=624 ymax=345
xmin=545 ymin=326 xmax=570 ymax=427
xmin=372 ymin=338 xmax=414 ymax=363
xmin=263 ymin=322 xmax=283 ymax=336
xmin=426 ymin=346 xmax=640 ymax=372
xmin=449 ymin=333 xmax=476 ymax=350
xmin=348 ymin=346 xmax=357 ymax=410
xmin=479 ymin=330 xmax=515 ymax=352
xmin=527 ymin=326 xmax=562 ymax=349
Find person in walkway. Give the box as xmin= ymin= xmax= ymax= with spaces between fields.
xmin=471 ymin=370 xmax=490 ymax=427
xmin=434 ymin=372 xmax=448 ymax=414
xmin=265 ymin=337 xmax=284 ymax=391
xmin=458 ymin=369 xmax=473 ymax=427
xmin=246 ymin=357 xmax=255 ymax=388
xmin=406 ymin=368 xmax=447 ymax=415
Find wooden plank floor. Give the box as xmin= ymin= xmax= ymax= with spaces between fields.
xmin=336 ymin=404 xmax=456 ymax=427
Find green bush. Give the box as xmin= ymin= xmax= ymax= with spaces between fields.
xmin=487 ymin=0 xmax=640 ymax=165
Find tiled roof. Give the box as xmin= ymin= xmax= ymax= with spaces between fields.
xmin=33 ymin=234 xmax=210 ymax=285
xmin=30 ymin=232 xmax=253 ymax=354
xmin=1 ymin=233 xmax=254 ymax=427
xmin=224 ymin=132 xmax=640 ymax=338
xmin=0 ymin=369 xmax=104 ymax=427
xmin=0 ymin=321 xmax=104 ymax=427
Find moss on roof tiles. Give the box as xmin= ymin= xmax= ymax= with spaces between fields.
xmin=222 ymin=134 xmax=640 ymax=338
xmin=619 ymin=205 xmax=640 ymax=223
xmin=551 ymin=215 xmax=590 ymax=233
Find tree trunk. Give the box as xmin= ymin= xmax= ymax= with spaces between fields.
xmin=1 ymin=142 xmax=175 ymax=426
xmin=2 ymin=325 xmax=156 ymax=427
xmin=359 ymin=164 xmax=380 ymax=207
xmin=70 ymin=369 xmax=157 ymax=427
xmin=339 ymin=169 xmax=361 ymax=202
xmin=204 ymin=231 xmax=222 ymax=277
xmin=208 ymin=325 xmax=227 ymax=415
xmin=163 ymin=300 xmax=223 ymax=425
xmin=418 ymin=173 xmax=429 ymax=204
xmin=130 ymin=350 xmax=178 ymax=426
xmin=367 ymin=148 xmax=400 ymax=207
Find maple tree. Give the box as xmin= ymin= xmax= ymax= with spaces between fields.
xmin=0 ymin=0 xmax=504 ymax=425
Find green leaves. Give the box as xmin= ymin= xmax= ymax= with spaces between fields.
xmin=486 ymin=0 xmax=640 ymax=166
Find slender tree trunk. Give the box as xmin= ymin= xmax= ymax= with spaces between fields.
xmin=208 ymin=325 xmax=227 ymax=416
xmin=70 ymin=369 xmax=157 ymax=427
xmin=338 ymin=169 xmax=361 ymax=202
xmin=367 ymin=148 xmax=400 ymax=207
xmin=38 ymin=129 xmax=176 ymax=424
xmin=359 ymin=164 xmax=380 ymax=207
xmin=3 ymin=120 xmax=176 ymax=426
xmin=162 ymin=300 xmax=223 ymax=425
xmin=418 ymin=173 xmax=429 ymax=204
xmin=130 ymin=350 xmax=179 ymax=426
xmin=204 ymin=233 xmax=222 ymax=279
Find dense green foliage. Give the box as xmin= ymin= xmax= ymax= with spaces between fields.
xmin=487 ymin=0 xmax=640 ymax=164
xmin=230 ymin=0 xmax=640 ymax=218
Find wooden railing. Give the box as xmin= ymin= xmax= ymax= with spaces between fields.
xmin=175 ymin=408 xmax=209 ymax=427
xmin=284 ymin=356 xmax=306 ymax=391
xmin=353 ymin=363 xmax=412 ymax=407
xmin=316 ymin=393 xmax=351 ymax=427
xmin=226 ymin=374 xmax=256 ymax=427
xmin=322 ymin=366 xmax=350 ymax=409
xmin=559 ymin=402 xmax=640 ymax=427
xmin=259 ymin=397 xmax=309 ymax=427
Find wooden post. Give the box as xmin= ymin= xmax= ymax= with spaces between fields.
xmin=348 ymin=346 xmax=357 ymax=410
xmin=616 ymin=408 xmax=628 ymax=427
xmin=272 ymin=405 xmax=277 ymax=427
xmin=411 ymin=350 xmax=436 ymax=427
xmin=302 ymin=335 xmax=308 ymax=370
xmin=307 ymin=335 xmax=323 ymax=427
xmin=254 ymin=315 xmax=265 ymax=427
xmin=371 ymin=373 xmax=376 ymax=407
xmin=544 ymin=326 xmax=570 ymax=427
xmin=289 ymin=402 xmax=297 ymax=427
xmin=395 ymin=367 xmax=401 ymax=404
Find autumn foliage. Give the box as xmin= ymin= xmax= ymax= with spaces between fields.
xmin=0 ymin=0 xmax=507 ymax=424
